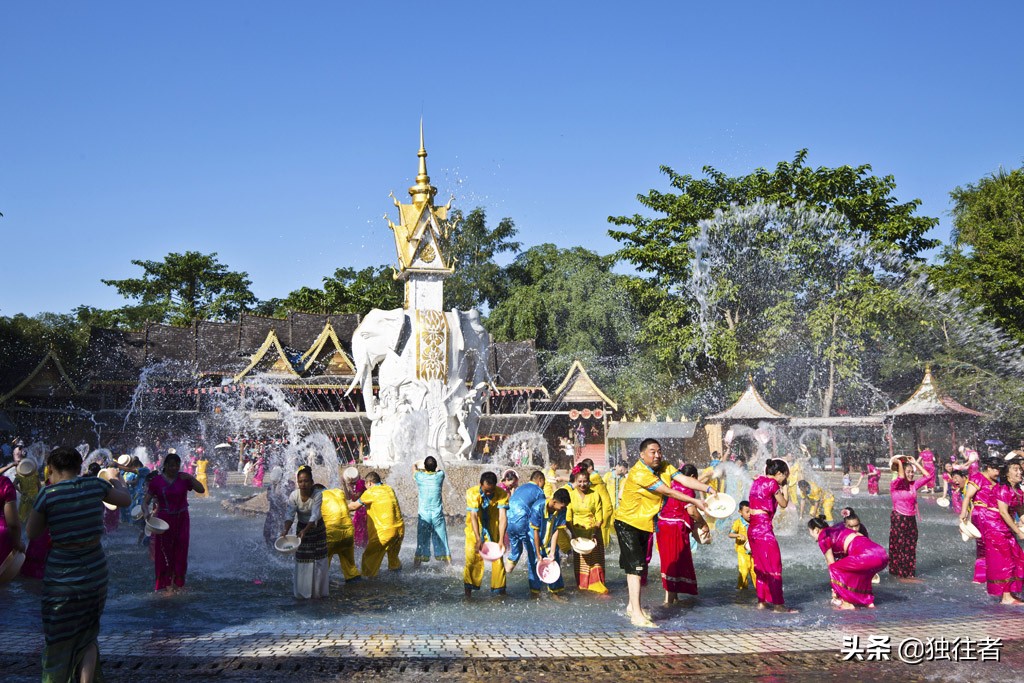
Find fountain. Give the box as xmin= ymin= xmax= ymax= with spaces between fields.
xmin=345 ymin=123 xmax=491 ymax=467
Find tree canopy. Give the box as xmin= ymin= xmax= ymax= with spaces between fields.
xmin=261 ymin=265 xmax=402 ymax=317
xmin=932 ymin=166 xmax=1024 ymax=342
xmin=101 ymin=251 xmax=257 ymax=326
xmin=441 ymin=207 xmax=521 ymax=312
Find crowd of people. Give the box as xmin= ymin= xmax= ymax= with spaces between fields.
xmin=3 ymin=434 xmax=1024 ymax=681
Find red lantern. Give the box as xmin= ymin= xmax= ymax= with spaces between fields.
xmin=582 ymin=409 xmax=592 ymax=419
xmin=569 ymin=409 xmax=580 ymax=420
xmin=593 ymin=409 xmax=604 ymax=419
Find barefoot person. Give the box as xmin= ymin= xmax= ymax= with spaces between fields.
xmin=748 ymin=458 xmax=797 ymax=612
xmin=143 ymin=451 xmax=205 ymax=592
xmin=281 ymin=466 xmax=329 ymax=599
xmin=566 ymin=467 xmax=608 ymax=594
xmin=26 ymin=446 xmax=131 ymax=683
xmin=505 ymin=472 xmax=570 ymax=596
xmin=888 ymin=454 xmax=929 ymax=581
xmin=348 ymin=472 xmax=404 ymax=578
xmin=413 ymin=457 xmax=451 ymax=567
xmin=657 ymin=463 xmax=703 ymax=605
xmin=612 ymin=439 xmax=709 ymax=628
xmin=807 ymin=515 xmax=888 ymax=609
xmin=729 ymin=501 xmax=755 ymax=590
xmin=962 ymin=457 xmax=1024 ymax=604
xmin=463 ymin=471 xmax=509 ymax=597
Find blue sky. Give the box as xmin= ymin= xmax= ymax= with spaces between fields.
xmin=2 ymin=2 xmax=1022 ymax=316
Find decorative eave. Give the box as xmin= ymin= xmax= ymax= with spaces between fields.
xmin=0 ymin=351 xmax=80 ymax=404
xmin=300 ymin=323 xmax=356 ymax=375
xmin=385 ymin=122 xmax=456 ymax=277
xmin=233 ymin=330 xmax=302 ymax=383
xmin=881 ymin=367 xmax=985 ymax=419
xmin=706 ymin=377 xmax=789 ymax=422
xmin=551 ymin=360 xmax=618 ymax=411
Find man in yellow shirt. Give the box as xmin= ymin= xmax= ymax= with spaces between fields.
xmin=614 ymin=439 xmax=710 ymax=628
xmin=797 ymin=479 xmax=835 ymax=521
xmin=348 ymin=472 xmax=404 ymax=578
xmin=464 ymin=471 xmax=509 ymax=597
xmin=321 ymin=487 xmax=361 ymax=582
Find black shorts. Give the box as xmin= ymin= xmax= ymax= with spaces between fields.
xmin=614 ymin=519 xmax=651 ymax=576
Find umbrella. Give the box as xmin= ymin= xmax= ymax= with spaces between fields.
xmin=984 ymin=439 xmax=1004 ymax=446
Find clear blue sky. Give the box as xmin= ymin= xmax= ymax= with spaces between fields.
xmin=2 ymin=2 xmax=1022 ymax=316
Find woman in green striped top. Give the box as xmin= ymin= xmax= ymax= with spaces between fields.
xmin=26 ymin=446 xmax=131 ymax=683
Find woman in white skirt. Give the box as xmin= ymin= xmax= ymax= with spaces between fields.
xmin=281 ymin=466 xmax=329 ymax=599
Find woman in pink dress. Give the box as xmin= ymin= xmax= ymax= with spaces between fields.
xmin=344 ymin=469 xmax=368 ymax=548
xmin=252 ymin=455 xmax=266 ymax=489
xmin=865 ymin=463 xmax=881 ymax=496
xmin=888 ymin=455 xmax=930 ymax=580
xmin=962 ymin=457 xmax=1024 ymax=604
xmin=143 ymin=452 xmax=205 ymax=591
xmin=657 ymin=463 xmax=701 ymax=604
xmin=809 ymin=515 xmax=888 ymax=609
xmin=747 ymin=458 xmax=796 ymax=612
xmin=0 ymin=474 xmax=24 ymax=567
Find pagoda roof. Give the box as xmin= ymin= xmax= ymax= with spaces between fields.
xmin=706 ymin=378 xmax=789 ymax=422
xmin=301 ymin=323 xmax=356 ymax=376
xmin=881 ymin=367 xmax=985 ymax=419
xmin=0 ymin=351 xmax=80 ymax=403
xmin=233 ymin=330 xmax=303 ymax=382
xmin=489 ymin=340 xmax=548 ymax=394
xmin=551 ymin=360 xmax=618 ymax=410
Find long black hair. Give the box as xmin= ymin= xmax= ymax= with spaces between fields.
xmin=807 ymin=515 xmax=829 ymax=531
xmin=765 ymin=458 xmax=789 ymax=477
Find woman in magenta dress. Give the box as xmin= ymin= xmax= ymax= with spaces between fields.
xmin=887 ymin=455 xmax=930 ymax=580
xmin=0 ymin=474 xmax=24 ymax=568
xmin=344 ymin=469 xmax=368 ymax=548
xmin=865 ymin=463 xmax=881 ymax=496
xmin=143 ymin=452 xmax=205 ymax=591
xmin=657 ymin=464 xmax=700 ymax=603
xmin=962 ymin=457 xmax=1024 ymax=604
xmin=747 ymin=458 xmax=796 ymax=612
xmin=252 ymin=455 xmax=266 ymax=489
xmin=808 ymin=515 xmax=888 ymax=609
xmin=963 ymin=461 xmax=997 ymax=585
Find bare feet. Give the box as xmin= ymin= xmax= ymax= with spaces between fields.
xmin=895 ymin=576 xmax=923 ymax=584
xmin=630 ymin=613 xmax=658 ymax=628
xmin=999 ymin=597 xmax=1024 ymax=605
xmin=866 ymin=602 xmax=876 ymax=609
xmin=773 ymin=604 xmax=799 ymax=613
xmin=757 ymin=601 xmax=769 ymax=610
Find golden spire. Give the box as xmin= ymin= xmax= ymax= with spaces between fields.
xmin=408 ymin=118 xmax=437 ymax=206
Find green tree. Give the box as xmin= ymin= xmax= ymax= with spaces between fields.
xmin=265 ymin=265 xmax=403 ymax=317
xmin=441 ymin=207 xmax=521 ymax=311
xmin=932 ymin=166 xmax=1024 ymax=342
xmin=101 ymin=251 xmax=257 ymax=326
xmin=670 ymin=203 xmax=907 ymax=417
xmin=607 ymin=150 xmax=939 ymax=381
xmin=487 ymin=244 xmax=639 ymax=388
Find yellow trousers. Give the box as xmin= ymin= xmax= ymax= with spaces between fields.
xmin=464 ymin=536 xmax=507 ymax=591
xmin=736 ymin=551 xmax=755 ymax=589
xmin=361 ymin=532 xmax=403 ymax=578
xmin=327 ymin=537 xmax=361 ymax=581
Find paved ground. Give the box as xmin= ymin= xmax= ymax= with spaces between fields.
xmin=3 ymin=611 xmax=1022 ymax=681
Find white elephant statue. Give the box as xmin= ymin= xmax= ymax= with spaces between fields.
xmin=345 ymin=307 xmax=492 ymax=464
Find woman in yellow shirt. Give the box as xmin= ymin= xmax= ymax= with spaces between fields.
xmin=566 ymin=468 xmax=608 ymax=594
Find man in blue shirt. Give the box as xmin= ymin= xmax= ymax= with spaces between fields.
xmin=413 ymin=456 xmax=451 ymax=567
xmin=506 ymin=470 xmax=570 ymax=595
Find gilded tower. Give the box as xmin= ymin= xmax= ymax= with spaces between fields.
xmin=386 ymin=121 xmax=456 ymax=312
